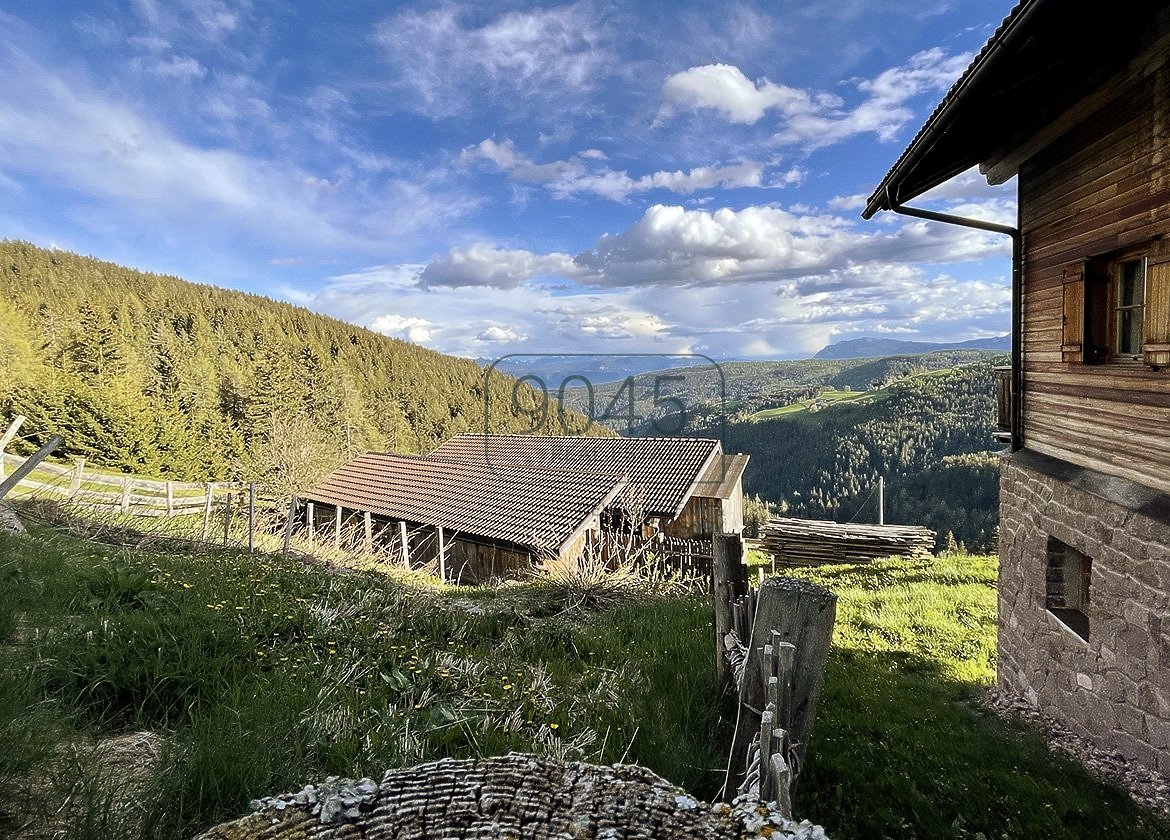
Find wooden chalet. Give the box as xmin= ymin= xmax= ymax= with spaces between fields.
xmin=866 ymin=0 xmax=1170 ymax=775
xmin=299 ymin=435 xmax=749 ymax=584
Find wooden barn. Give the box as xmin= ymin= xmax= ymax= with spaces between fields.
xmin=865 ymin=0 xmax=1170 ymax=776
xmin=299 ymin=434 xmax=749 ymax=583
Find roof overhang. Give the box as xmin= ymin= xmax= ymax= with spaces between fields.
xmin=863 ymin=0 xmax=1170 ymax=219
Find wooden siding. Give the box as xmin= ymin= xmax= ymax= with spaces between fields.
xmin=663 ymin=495 xmax=721 ymax=539
xmin=1019 ymin=66 xmax=1170 ymax=493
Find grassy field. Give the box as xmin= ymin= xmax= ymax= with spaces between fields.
xmin=749 ymin=368 xmax=955 ymax=421
xmin=0 ymin=526 xmax=1165 ymax=839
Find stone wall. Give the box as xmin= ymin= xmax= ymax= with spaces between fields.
xmin=999 ymin=452 xmax=1170 ymax=774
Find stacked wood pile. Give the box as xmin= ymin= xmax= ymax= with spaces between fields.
xmin=760 ymin=517 xmax=935 ymax=566
xmin=193 ymin=754 xmax=827 ymax=840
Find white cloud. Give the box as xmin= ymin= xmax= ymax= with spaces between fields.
xmin=660 ymin=63 xmax=833 ymax=125
xmin=416 ymin=201 xmax=1009 ymax=292
xmin=0 ymin=39 xmax=479 ymax=255
xmin=660 ymin=48 xmax=971 ymax=150
xmin=418 ymin=244 xmax=581 ymax=289
xmin=477 ymin=325 xmax=526 ymax=343
xmin=146 ymin=55 xmax=207 ymax=81
xmin=373 ymin=2 xmax=613 ymax=118
xmin=462 ymin=137 xmax=792 ymax=202
xmin=371 ymin=314 xmax=436 ymax=344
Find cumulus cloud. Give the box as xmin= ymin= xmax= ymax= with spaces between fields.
xmin=660 ymin=48 xmax=971 ymax=149
xmin=370 ymin=314 xmax=435 ymax=344
xmin=660 ymin=63 xmax=835 ymax=125
xmin=418 ymin=244 xmax=581 ymax=289
xmin=476 ymin=325 xmax=526 ymax=342
xmin=416 ymin=201 xmax=1008 ymax=292
xmin=373 ymin=2 xmax=613 ymax=118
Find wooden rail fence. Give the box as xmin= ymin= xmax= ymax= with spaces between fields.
xmin=1 ymin=452 xmax=243 ymax=517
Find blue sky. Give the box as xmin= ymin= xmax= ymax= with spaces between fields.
xmin=0 ymin=0 xmax=1017 ymax=360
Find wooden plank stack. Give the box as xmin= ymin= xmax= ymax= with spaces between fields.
xmin=760 ymin=517 xmax=935 ymax=566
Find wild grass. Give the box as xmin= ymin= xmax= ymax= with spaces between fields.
xmin=2 ymin=526 xmax=1167 ymax=839
xmin=793 ymin=554 xmax=1169 ymax=839
xmin=0 ymin=524 xmax=726 ymax=838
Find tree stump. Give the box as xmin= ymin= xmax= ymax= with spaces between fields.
xmin=192 ymin=754 xmax=828 ymax=840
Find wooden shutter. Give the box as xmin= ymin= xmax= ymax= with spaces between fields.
xmin=1143 ymin=259 xmax=1170 ymax=367
xmin=1061 ymin=261 xmax=1086 ymax=363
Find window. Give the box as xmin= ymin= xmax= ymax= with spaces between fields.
xmin=1114 ymin=258 xmax=1145 ymax=361
xmin=1046 ymin=537 xmax=1091 ymax=641
xmin=1062 ymin=244 xmax=1170 ymax=367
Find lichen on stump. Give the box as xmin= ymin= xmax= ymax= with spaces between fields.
xmin=193 ymin=754 xmax=828 ymax=839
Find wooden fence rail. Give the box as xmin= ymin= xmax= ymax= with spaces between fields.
xmin=0 ymin=452 xmax=245 ymax=516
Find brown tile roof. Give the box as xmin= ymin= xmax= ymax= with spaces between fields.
xmin=301 ymin=452 xmax=627 ymax=555
xmin=694 ymin=453 xmax=750 ymax=501
xmin=429 ymin=434 xmax=722 ymax=518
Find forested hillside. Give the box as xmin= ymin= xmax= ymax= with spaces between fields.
xmin=0 ymin=241 xmax=576 ymax=481
xmin=726 ymin=359 xmax=1004 ymax=551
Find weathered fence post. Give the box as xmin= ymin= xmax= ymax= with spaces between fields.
xmin=247 ymin=483 xmax=256 ymax=553
xmin=0 ymin=415 xmax=26 ymax=482
xmin=222 ymin=490 xmax=233 ymax=546
xmin=334 ymin=504 xmax=342 ymax=549
xmin=400 ymin=521 xmax=410 ymax=568
xmin=0 ymin=435 xmax=61 ymax=501
xmin=282 ymin=496 xmax=297 ymax=556
xmin=305 ymin=502 xmax=315 ymax=544
xmin=437 ymin=526 xmax=447 ymax=582
xmin=70 ymin=457 xmax=85 ymax=497
xmin=364 ymin=511 xmax=373 ymax=554
xmin=201 ymin=482 xmax=215 ymax=542
xmin=712 ymin=533 xmax=746 ymax=686
xmin=120 ymin=477 xmax=132 ymax=514
xmin=165 ymin=480 xmax=174 ymax=515
xmin=725 ymin=576 xmax=836 ymax=800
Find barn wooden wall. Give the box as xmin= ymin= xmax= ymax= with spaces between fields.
xmin=1019 ymin=66 xmax=1170 ymax=493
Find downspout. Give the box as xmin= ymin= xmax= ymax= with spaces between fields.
xmin=883 ymin=189 xmax=1023 ymax=452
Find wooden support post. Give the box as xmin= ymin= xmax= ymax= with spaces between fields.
xmin=120 ymin=477 xmax=132 ymax=514
xmin=282 ymin=496 xmax=297 ymax=556
xmin=165 ymin=480 xmax=174 ymax=514
xmin=0 ymin=415 xmax=26 ymax=482
xmin=248 ymin=483 xmax=256 ymax=554
xmin=712 ymin=532 xmax=736 ymax=687
xmin=437 ymin=526 xmax=447 ymax=582
xmin=200 ymin=482 xmax=215 ymax=542
xmin=0 ymin=435 xmax=61 ymax=501
xmin=222 ymin=491 xmax=233 ymax=546
xmin=400 ymin=521 xmax=410 ymax=569
xmin=724 ymin=576 xmax=837 ymax=801
xmin=334 ymin=504 xmax=342 ymax=548
xmin=306 ymin=502 xmax=315 ymax=543
xmin=363 ymin=511 xmax=373 ymax=553
xmin=70 ymin=457 xmax=85 ymax=497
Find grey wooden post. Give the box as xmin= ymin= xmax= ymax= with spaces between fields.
xmin=165 ymin=480 xmax=174 ymax=514
xmin=364 ymin=512 xmax=373 ymax=553
xmin=200 ymin=482 xmax=215 ymax=541
xmin=0 ymin=435 xmax=61 ymax=501
xmin=437 ymin=526 xmax=447 ymax=582
xmin=334 ymin=504 xmax=342 ymax=548
xmin=0 ymin=415 xmax=26 ymax=482
xmin=70 ymin=457 xmax=85 ymax=497
xmin=120 ymin=477 xmax=132 ymax=514
xmin=400 ymin=521 xmax=410 ymax=568
xmin=248 ymin=483 xmax=256 ymax=554
xmin=282 ymin=496 xmax=297 ymax=556
xmin=306 ymin=502 xmax=315 ymax=543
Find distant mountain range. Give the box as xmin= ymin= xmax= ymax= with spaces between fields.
xmin=812 ymin=335 xmax=1011 ymax=360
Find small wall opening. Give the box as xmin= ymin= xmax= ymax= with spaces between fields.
xmin=1046 ymin=536 xmax=1091 ymax=641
